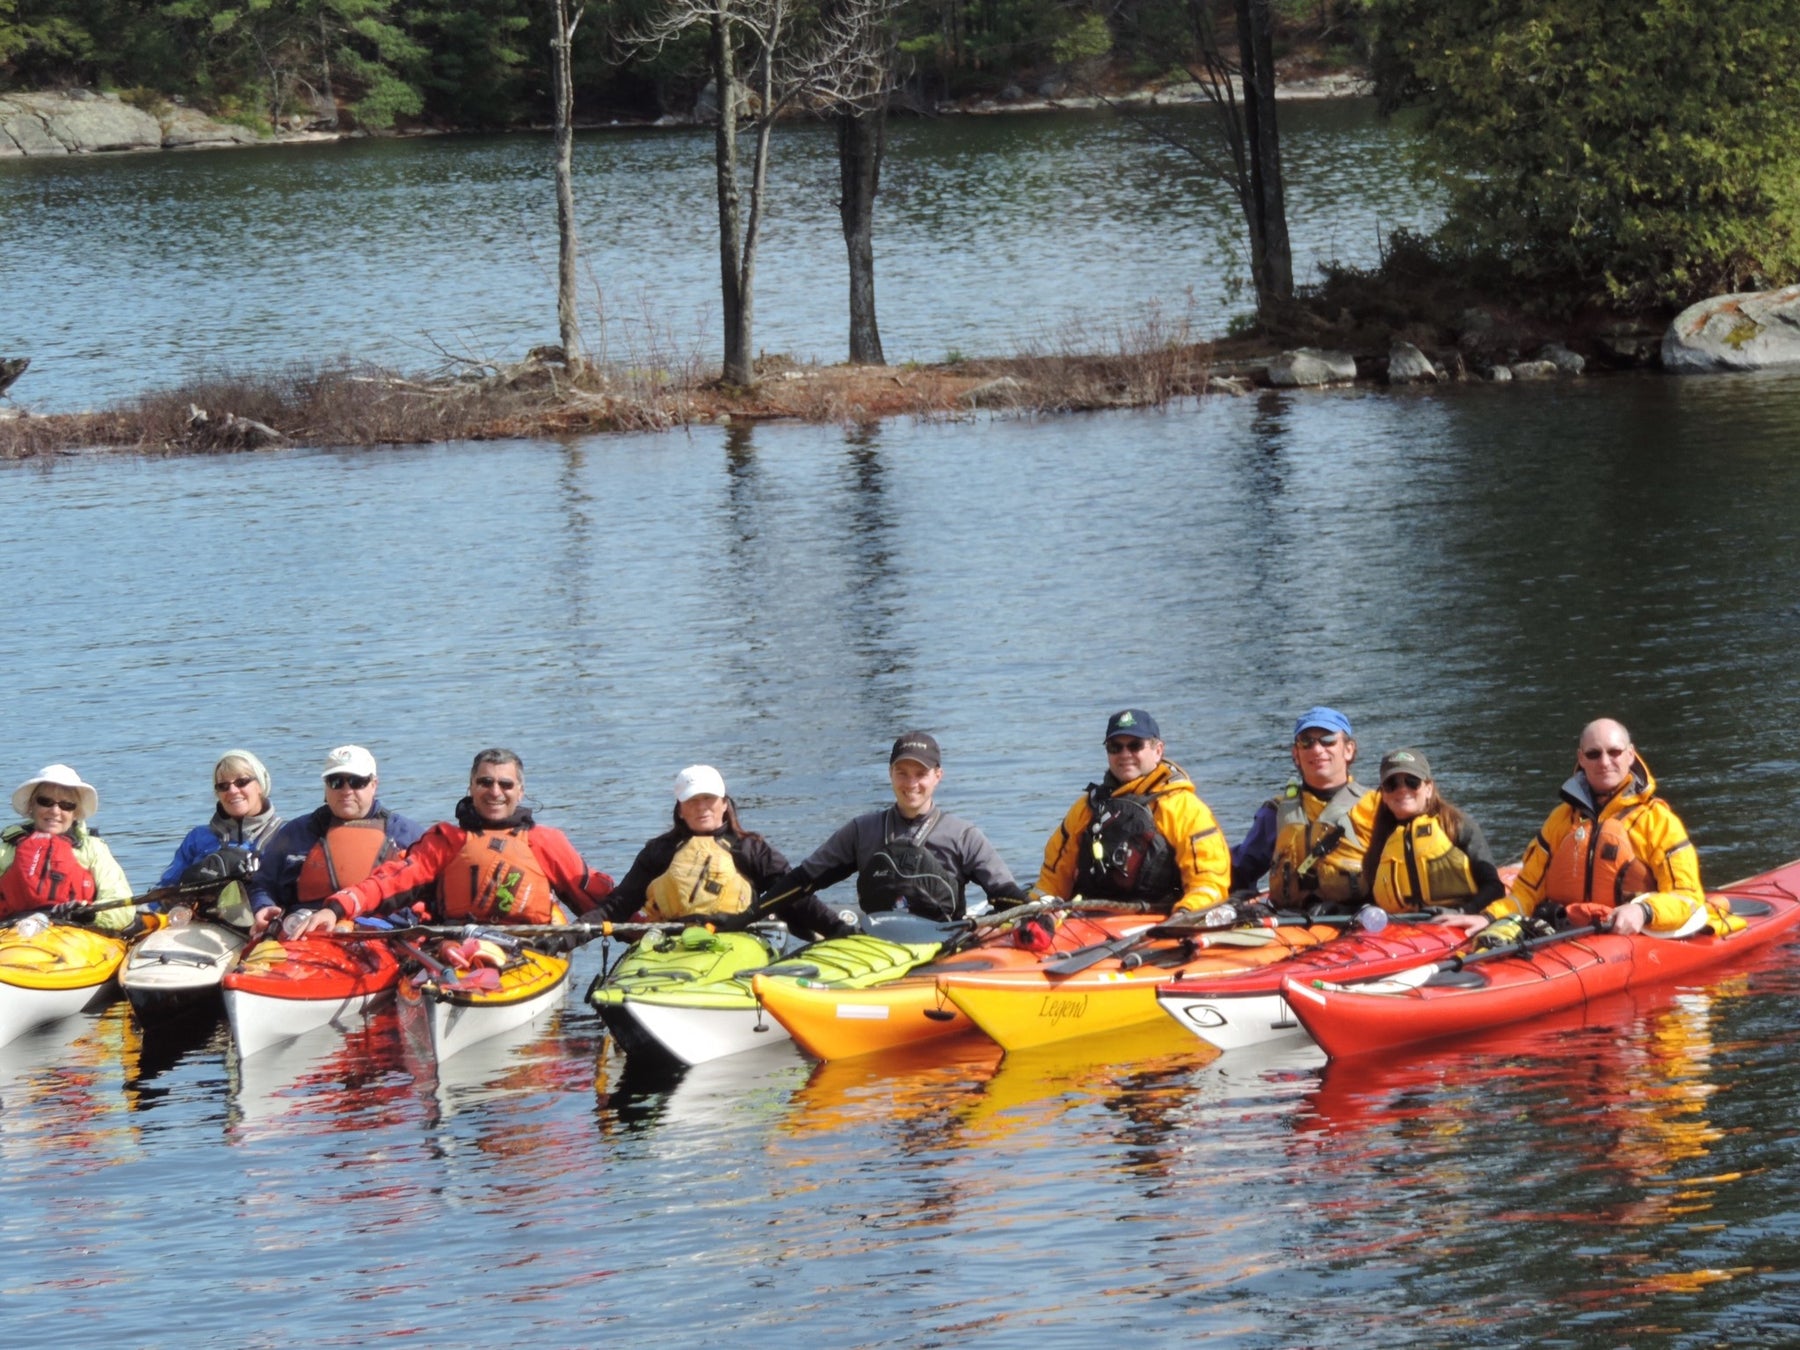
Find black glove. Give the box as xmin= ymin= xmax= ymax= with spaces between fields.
xmin=49 ymin=902 xmax=96 ymax=924
xmin=1295 ymin=870 xmax=1322 ymax=895
xmin=180 ymin=853 xmax=228 ymax=885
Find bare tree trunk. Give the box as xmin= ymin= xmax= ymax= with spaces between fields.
xmin=711 ymin=13 xmax=753 ymax=385
xmin=317 ymin=7 xmax=338 ymax=128
xmin=1234 ymin=0 xmax=1291 ymax=306
xmin=837 ymin=106 xmax=885 ymax=364
xmin=552 ymin=0 xmax=585 ymax=366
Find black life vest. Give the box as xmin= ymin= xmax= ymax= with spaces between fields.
xmin=858 ymin=811 xmax=963 ymax=920
xmin=1074 ymin=785 xmax=1179 ymax=904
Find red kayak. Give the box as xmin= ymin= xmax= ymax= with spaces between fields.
xmin=1282 ymin=859 xmax=1800 ymax=1058
xmin=222 ymin=935 xmax=402 ymax=1057
xmin=1155 ymin=919 xmax=1469 ymax=1051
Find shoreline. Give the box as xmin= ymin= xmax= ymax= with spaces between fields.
xmin=0 ymin=74 xmax=1374 ymax=160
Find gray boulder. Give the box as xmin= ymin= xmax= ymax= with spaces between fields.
xmin=1484 ymin=364 xmax=1513 ymax=383
xmin=1663 ymin=285 xmax=1800 ymax=373
xmin=1386 ymin=341 xmax=1438 ymax=385
xmin=1537 ymin=343 xmax=1586 ymax=376
xmin=160 ymin=105 xmax=260 ymax=149
xmin=1509 ymin=360 xmax=1560 ymax=381
xmin=0 ymin=91 xmax=160 ymax=154
xmin=1267 ymin=348 xmax=1357 ymax=388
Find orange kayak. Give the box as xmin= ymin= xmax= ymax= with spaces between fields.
xmin=752 ymin=910 xmax=1157 ymax=1060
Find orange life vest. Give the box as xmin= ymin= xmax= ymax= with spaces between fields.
xmin=438 ymin=827 xmax=556 ymax=924
xmin=295 ymin=818 xmax=401 ymax=903
xmin=0 ymin=830 xmax=97 ymax=916
xmin=1543 ymin=810 xmax=1656 ymax=911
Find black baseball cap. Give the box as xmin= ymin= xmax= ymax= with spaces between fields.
xmin=890 ymin=731 xmax=941 ymax=769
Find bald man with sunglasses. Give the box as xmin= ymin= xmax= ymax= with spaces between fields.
xmin=1485 ymin=718 xmax=1712 ymax=938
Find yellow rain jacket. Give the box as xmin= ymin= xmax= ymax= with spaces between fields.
xmin=1489 ymin=756 xmax=1720 ymax=934
xmin=1037 ymin=760 xmax=1230 ymax=912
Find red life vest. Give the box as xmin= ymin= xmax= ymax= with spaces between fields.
xmin=1543 ymin=810 xmax=1655 ymax=911
xmin=1 ymin=831 xmax=98 ymax=916
xmin=438 ymin=827 xmax=556 ymax=924
xmin=295 ymin=818 xmax=401 ymax=903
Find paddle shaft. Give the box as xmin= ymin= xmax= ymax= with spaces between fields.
xmin=1445 ymin=922 xmax=1605 ymax=971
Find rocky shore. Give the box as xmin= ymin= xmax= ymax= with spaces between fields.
xmin=0 ymin=89 xmax=343 ymax=156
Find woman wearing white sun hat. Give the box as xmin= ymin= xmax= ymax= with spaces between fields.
xmin=0 ymin=763 xmax=134 ymax=928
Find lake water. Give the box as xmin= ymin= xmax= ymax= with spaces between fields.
xmin=7 ymin=103 xmax=1800 ymax=1347
xmin=7 ymin=366 xmax=1800 ymax=1343
xmin=1 ymin=101 xmax=1433 ymax=412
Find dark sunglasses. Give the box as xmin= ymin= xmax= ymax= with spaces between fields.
xmin=1381 ymin=774 xmax=1423 ymax=792
xmin=1581 ymin=746 xmax=1629 ymax=762
xmin=1295 ymin=734 xmax=1341 ymax=750
xmin=215 ymin=776 xmax=256 ymax=793
xmin=1106 ymin=738 xmax=1147 ymax=753
xmin=326 ymin=774 xmax=373 ymax=790
xmin=474 ymin=776 xmax=519 ymax=791
xmin=33 ymin=794 xmax=78 ymax=812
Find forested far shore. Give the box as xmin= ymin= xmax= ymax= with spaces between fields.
xmin=0 ymin=0 xmax=1368 ymax=134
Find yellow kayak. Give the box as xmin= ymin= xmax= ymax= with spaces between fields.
xmin=939 ymin=923 xmax=1336 ymax=1052
xmin=0 ymin=920 xmax=127 ymax=1048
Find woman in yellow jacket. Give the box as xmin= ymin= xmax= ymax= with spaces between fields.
xmin=1484 ymin=719 xmax=1719 ymax=937
xmin=1037 ymin=710 xmax=1230 ymax=913
xmin=1359 ymin=748 xmax=1504 ymax=933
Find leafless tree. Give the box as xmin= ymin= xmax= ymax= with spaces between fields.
xmin=551 ymin=0 xmax=586 ymax=367
xmin=807 ymin=0 xmax=903 ymax=365
xmin=1088 ymin=0 xmax=1293 ymax=316
xmin=629 ymin=0 xmax=897 ymax=383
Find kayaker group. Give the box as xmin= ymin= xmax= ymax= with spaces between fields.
xmin=0 ymin=704 xmax=1739 ymax=949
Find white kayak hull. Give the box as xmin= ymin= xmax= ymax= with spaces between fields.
xmin=223 ymin=984 xmax=393 ymax=1058
xmin=1157 ymin=988 xmax=1305 ymax=1052
xmin=398 ymin=968 xmax=568 ymax=1063
xmin=0 ymin=979 xmax=113 ymax=1049
xmin=121 ymin=920 xmax=246 ymax=1018
xmin=616 ymin=1000 xmax=792 ymax=1066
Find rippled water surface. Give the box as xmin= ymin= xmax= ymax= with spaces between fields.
xmin=7 ymin=366 xmax=1800 ymax=1343
xmin=2 ymin=101 xmax=1434 ymax=410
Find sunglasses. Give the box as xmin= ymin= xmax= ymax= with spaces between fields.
xmin=1581 ymin=746 xmax=1630 ymax=762
xmin=1295 ymin=734 xmax=1341 ymax=750
xmin=1106 ymin=739 xmax=1147 ymax=753
xmin=33 ymin=794 xmax=78 ymax=812
xmin=1381 ymin=774 xmax=1423 ymax=792
xmin=474 ymin=776 xmax=519 ymax=791
xmin=215 ymin=776 xmax=256 ymax=793
xmin=326 ymin=774 xmax=373 ymax=790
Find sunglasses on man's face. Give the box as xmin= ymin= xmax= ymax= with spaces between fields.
xmin=1106 ymin=739 xmax=1147 ymax=754
xmin=1581 ymin=746 xmax=1629 ymax=762
xmin=326 ymin=774 xmax=373 ymax=790
xmin=474 ymin=776 xmax=519 ymax=791
xmin=1295 ymin=734 xmax=1341 ymax=750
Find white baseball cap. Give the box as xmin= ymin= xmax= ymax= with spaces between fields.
xmin=320 ymin=745 xmax=378 ymax=780
xmin=673 ymin=764 xmax=727 ymax=802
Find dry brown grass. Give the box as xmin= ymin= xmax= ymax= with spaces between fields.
xmin=0 ymin=303 xmax=1228 ymax=459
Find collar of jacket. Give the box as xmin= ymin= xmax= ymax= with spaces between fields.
xmin=453 ymin=796 xmax=535 ymax=832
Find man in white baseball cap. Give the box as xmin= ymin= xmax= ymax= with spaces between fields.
xmin=248 ymin=745 xmax=425 ymax=938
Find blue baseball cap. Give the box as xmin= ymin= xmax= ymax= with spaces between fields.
xmin=1104 ymin=709 xmax=1161 ymax=742
xmin=1292 ymin=706 xmax=1353 ymax=739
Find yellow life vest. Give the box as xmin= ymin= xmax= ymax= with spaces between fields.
xmin=1369 ymin=815 xmax=1478 ymax=913
xmin=1270 ymin=782 xmax=1366 ymax=907
xmin=644 ymin=834 xmax=755 ymax=921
